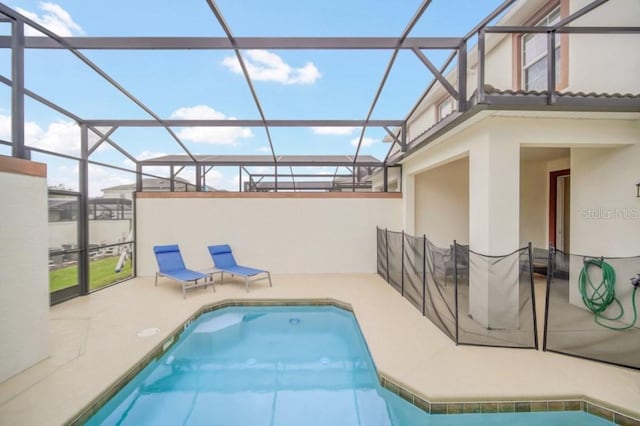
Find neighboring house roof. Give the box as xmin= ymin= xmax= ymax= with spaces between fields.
xmin=102 ymin=177 xmax=216 ymax=192
xmin=246 ymin=181 xmax=372 ymax=191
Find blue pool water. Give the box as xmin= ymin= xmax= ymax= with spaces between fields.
xmin=86 ymin=306 xmax=614 ymax=425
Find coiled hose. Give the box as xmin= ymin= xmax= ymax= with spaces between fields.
xmin=579 ymin=258 xmax=638 ymax=330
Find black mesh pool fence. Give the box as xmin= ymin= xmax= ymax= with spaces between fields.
xmin=544 ymin=249 xmax=640 ymax=370
xmin=456 ymin=244 xmax=537 ymax=348
xmin=402 ymin=233 xmax=424 ymax=312
xmin=386 ymin=230 xmax=403 ymax=294
xmin=376 ymin=227 xmax=388 ymax=281
xmin=376 ymin=228 xmax=537 ymax=349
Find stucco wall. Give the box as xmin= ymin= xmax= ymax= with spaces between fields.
xmin=0 ymin=157 xmax=49 ymax=382
xmin=571 ymin=143 xmax=640 ymax=257
xmin=567 ymin=0 xmax=640 ymax=95
xmin=568 ymin=142 xmax=640 ymax=326
xmin=519 ymin=158 xmax=547 ymax=248
xmin=136 ymin=194 xmax=402 ymax=276
xmin=414 ymin=157 xmax=469 ymax=247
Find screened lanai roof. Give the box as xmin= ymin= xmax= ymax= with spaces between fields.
xmin=1 ymin=0 xmax=637 ymax=192
xmin=140 ymin=155 xmax=382 ymax=167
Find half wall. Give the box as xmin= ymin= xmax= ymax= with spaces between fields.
xmin=136 ymin=192 xmax=402 ymax=276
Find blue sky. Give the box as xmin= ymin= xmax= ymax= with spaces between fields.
xmin=1 ymin=0 xmax=505 ymax=194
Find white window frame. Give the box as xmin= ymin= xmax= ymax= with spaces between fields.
xmin=522 ymin=6 xmax=561 ymax=91
xmin=437 ymin=97 xmax=456 ymax=121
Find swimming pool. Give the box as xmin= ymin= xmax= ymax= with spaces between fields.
xmin=85 ymin=305 xmax=614 ymax=425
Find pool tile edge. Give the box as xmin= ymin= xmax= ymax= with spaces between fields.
xmin=378 ymin=373 xmax=640 ymax=425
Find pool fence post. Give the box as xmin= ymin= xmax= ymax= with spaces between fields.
xmin=454 ymin=240 xmax=459 ymax=345
xmin=422 ymin=234 xmax=427 ymax=316
xmin=401 ymin=230 xmax=405 ymax=296
xmin=385 ymin=228 xmax=390 ymax=283
xmin=528 ymin=242 xmax=539 ymax=349
xmin=543 ymin=244 xmax=554 ymax=351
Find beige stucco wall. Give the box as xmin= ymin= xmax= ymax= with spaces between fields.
xmin=136 ymin=195 xmax=402 ymax=276
xmin=567 ymin=0 xmax=640 ymax=95
xmin=414 ymin=157 xmax=469 ymax=247
xmin=405 ymin=115 xmax=638 ymax=246
xmin=519 ymin=158 xmax=547 ymax=248
xmin=569 ymin=142 xmax=640 ymax=326
xmin=571 ymin=143 xmax=640 ymax=257
xmin=0 ymin=159 xmax=49 ymax=382
xmin=483 ymin=32 xmax=514 ymax=91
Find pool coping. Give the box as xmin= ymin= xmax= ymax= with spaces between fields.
xmin=66 ymin=298 xmax=640 ymax=426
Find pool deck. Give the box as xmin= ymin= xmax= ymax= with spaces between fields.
xmin=0 ymin=274 xmax=639 ymax=425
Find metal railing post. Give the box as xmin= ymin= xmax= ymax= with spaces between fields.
xmin=11 ymin=19 xmax=25 ymax=159
xmin=547 ymin=31 xmax=557 ymax=104
xmin=457 ymin=39 xmax=467 ymax=112
xmin=477 ymin=29 xmax=486 ymax=104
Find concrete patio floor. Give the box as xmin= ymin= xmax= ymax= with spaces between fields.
xmin=0 ymin=273 xmax=638 ymax=425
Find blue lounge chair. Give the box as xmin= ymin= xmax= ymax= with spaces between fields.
xmin=207 ymin=244 xmax=272 ymax=293
xmin=154 ymin=244 xmax=212 ymax=299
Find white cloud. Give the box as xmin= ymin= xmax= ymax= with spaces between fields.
xmin=0 ymin=114 xmax=92 ymax=155
xmin=87 ymin=164 xmax=135 ymax=196
xmin=256 ymin=146 xmax=272 ymax=153
xmin=222 ymin=50 xmax=321 ymax=85
xmin=311 ymin=127 xmax=358 ymax=136
xmin=170 ymin=105 xmax=253 ymax=145
xmin=122 ymin=149 xmax=166 ymax=168
xmin=350 ymin=136 xmax=378 ymax=148
xmin=203 ymin=170 xmax=239 ymax=192
xmin=0 ymin=115 xmax=114 ymax=158
xmin=136 ymin=149 xmax=167 ymax=161
xmin=16 ymin=2 xmax=84 ymax=37
xmin=120 ymin=150 xmax=170 ymax=177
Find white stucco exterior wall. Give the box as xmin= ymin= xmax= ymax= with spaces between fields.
xmin=0 ymin=157 xmax=49 ymax=382
xmin=520 ymin=158 xmax=547 ymax=248
xmin=414 ymin=157 xmax=469 ymax=247
xmin=571 ymin=143 xmax=640 ymax=257
xmin=568 ymin=141 xmax=640 ymax=327
xmin=136 ymin=194 xmax=402 ymax=276
xmin=567 ymin=0 xmax=640 ymax=95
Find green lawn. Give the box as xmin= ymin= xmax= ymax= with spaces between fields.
xmin=49 ymin=255 xmax=132 ymax=293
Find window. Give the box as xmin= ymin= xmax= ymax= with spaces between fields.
xmin=521 ymin=6 xmax=561 ymax=91
xmin=437 ymin=97 xmax=456 ymax=121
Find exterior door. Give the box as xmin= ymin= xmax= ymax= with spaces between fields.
xmin=549 ymin=169 xmax=570 ymax=252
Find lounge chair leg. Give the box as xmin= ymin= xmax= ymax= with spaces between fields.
xmin=245 ymin=277 xmax=249 ymax=293
xmin=268 ymin=272 xmax=272 ymax=287
xmin=155 ymin=272 xmax=159 ymax=287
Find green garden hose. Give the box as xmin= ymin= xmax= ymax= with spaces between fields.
xmin=578 ymin=258 xmax=638 ymax=330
